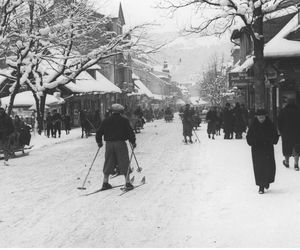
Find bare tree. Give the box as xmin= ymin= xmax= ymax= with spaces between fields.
xmin=157 ymin=0 xmax=299 ymax=108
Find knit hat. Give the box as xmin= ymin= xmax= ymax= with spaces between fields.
xmin=111 ymin=103 xmax=124 ymax=112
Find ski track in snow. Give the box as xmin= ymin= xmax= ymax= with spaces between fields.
xmin=1 ymin=114 xmax=300 ymax=247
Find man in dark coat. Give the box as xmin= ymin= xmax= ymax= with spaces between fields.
xmin=182 ymin=104 xmax=194 ymax=143
xmin=278 ymin=98 xmax=300 ymax=171
xmin=246 ymin=109 xmax=279 ymax=194
xmin=232 ymin=102 xmax=246 ymax=139
xmin=221 ymin=103 xmax=234 ymax=139
xmin=96 ymin=103 xmax=136 ymax=191
xmin=0 ymin=108 xmax=14 ymax=166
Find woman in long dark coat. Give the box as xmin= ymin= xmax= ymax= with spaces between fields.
xmin=246 ymin=109 xmax=279 ymax=194
xmin=278 ymin=99 xmax=300 ymax=171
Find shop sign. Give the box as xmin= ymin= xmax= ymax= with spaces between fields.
xmin=229 ymin=72 xmax=253 ymax=87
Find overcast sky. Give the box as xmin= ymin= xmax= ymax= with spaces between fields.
xmin=92 ymin=0 xmax=195 ymax=33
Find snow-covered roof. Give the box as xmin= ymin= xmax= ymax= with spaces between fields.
xmin=265 ymin=14 xmax=300 ymax=58
xmin=129 ymin=79 xmax=153 ymax=98
xmin=190 ymin=97 xmax=208 ymax=106
xmin=230 ymin=56 xmax=254 ymax=73
xmin=152 ymin=94 xmax=168 ymax=101
xmin=0 ymin=91 xmax=65 ymax=107
xmin=176 ymin=99 xmax=185 ymax=105
xmin=132 ymin=58 xmax=153 ymax=70
xmin=64 ymin=71 xmax=121 ymax=94
xmin=0 ymin=68 xmax=13 ymax=85
xmin=132 ymin=73 xmax=140 ymax=80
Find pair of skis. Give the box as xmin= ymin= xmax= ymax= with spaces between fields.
xmin=83 ymin=176 xmax=146 ymax=196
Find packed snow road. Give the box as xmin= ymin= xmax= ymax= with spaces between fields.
xmin=1 ymin=114 xmax=300 ymax=247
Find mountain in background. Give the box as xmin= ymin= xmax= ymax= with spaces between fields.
xmin=146 ymin=32 xmax=233 ymax=83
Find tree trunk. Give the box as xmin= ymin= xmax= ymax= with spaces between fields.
xmin=252 ymin=2 xmax=265 ymax=110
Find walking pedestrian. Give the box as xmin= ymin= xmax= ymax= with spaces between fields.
xmin=221 ymin=103 xmax=234 ymax=139
xmin=246 ymin=109 xmax=279 ymax=194
xmin=206 ymin=106 xmax=218 ymax=139
xmin=63 ymin=113 xmax=71 ymax=135
xmin=278 ymin=98 xmax=300 ymax=171
xmin=96 ymin=103 xmax=136 ymax=191
xmin=232 ymin=102 xmax=246 ymax=139
xmin=0 ymin=108 xmax=14 ymax=166
xmin=52 ymin=109 xmax=62 ymax=138
xmin=45 ymin=112 xmax=53 ymax=138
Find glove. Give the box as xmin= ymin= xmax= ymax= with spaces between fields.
xmin=131 ymin=142 xmax=137 ymax=149
xmin=97 ymin=142 xmax=103 ymax=148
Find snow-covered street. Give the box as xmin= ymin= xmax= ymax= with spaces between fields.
xmin=1 ymin=114 xmax=300 ymax=247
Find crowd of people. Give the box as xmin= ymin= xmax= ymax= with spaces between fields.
xmin=3 ymin=98 xmax=300 ymax=196
xmin=0 ymin=108 xmax=32 ymax=166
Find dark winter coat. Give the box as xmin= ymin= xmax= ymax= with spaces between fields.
xmin=232 ymin=106 xmax=246 ymax=134
xmin=278 ymin=103 xmax=300 ymax=156
xmin=221 ymin=108 xmax=234 ymax=133
xmin=182 ymin=108 xmax=193 ymax=136
xmin=96 ymin=113 xmax=136 ymax=145
xmin=206 ymin=110 xmax=218 ymax=134
xmin=64 ymin=115 xmax=71 ymax=130
xmin=0 ymin=113 xmax=14 ymax=140
xmin=246 ymin=117 xmax=279 ymax=187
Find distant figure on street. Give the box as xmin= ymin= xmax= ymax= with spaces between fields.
xmin=181 ymin=104 xmax=194 ymax=143
xmin=52 ymin=109 xmax=62 ymax=138
xmin=96 ymin=103 xmax=136 ymax=191
xmin=278 ymin=98 xmax=300 ymax=171
xmin=221 ymin=103 xmax=234 ymax=139
xmin=45 ymin=112 xmax=53 ymax=138
xmin=232 ymin=102 xmax=246 ymax=139
xmin=0 ymin=107 xmax=14 ymax=166
xmin=63 ymin=113 xmax=71 ymax=135
xmin=206 ymin=106 xmax=218 ymax=139
xmin=246 ymin=109 xmax=279 ymax=194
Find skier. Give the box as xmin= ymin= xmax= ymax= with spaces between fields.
xmin=0 ymin=107 xmax=14 ymax=166
xmin=246 ymin=109 xmax=279 ymax=194
xmin=96 ymin=103 xmax=136 ymax=191
xmin=182 ymin=104 xmax=194 ymax=143
xmin=278 ymin=98 xmax=300 ymax=171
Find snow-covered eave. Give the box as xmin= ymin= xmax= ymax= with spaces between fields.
xmin=230 ymin=56 xmax=254 ymax=73
xmin=264 ymin=13 xmax=300 ymax=58
xmin=265 ymin=39 xmax=300 ymax=58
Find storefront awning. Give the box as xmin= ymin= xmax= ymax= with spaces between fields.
xmin=64 ymin=71 xmax=121 ymax=94
xmin=0 ymin=91 xmax=65 ymax=107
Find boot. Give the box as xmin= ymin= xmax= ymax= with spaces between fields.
xmin=258 ymin=186 xmax=264 ymax=194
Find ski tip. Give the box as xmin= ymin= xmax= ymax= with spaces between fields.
xmin=130 ymin=176 xmax=135 ymax=183
xmin=77 ymin=187 xmax=86 ymax=190
xmin=141 ymin=176 xmax=146 ymax=184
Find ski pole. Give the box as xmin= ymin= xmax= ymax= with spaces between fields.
xmin=78 ymin=147 xmax=101 ymax=190
xmin=129 ymin=143 xmax=142 ymax=172
xmin=125 ymin=149 xmax=134 ymax=182
xmin=192 ymin=128 xmax=200 ymax=143
xmin=86 ymin=118 xmax=96 ymax=131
